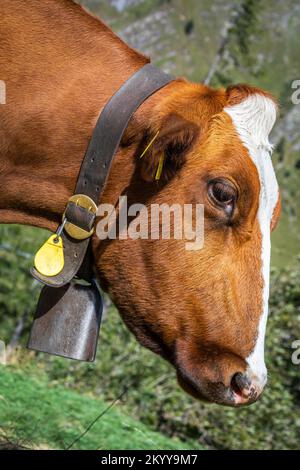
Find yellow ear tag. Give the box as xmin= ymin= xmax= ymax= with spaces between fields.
xmin=139 ymin=130 xmax=160 ymax=159
xmin=155 ymin=153 xmax=165 ymax=181
xmin=34 ymin=235 xmax=65 ymax=277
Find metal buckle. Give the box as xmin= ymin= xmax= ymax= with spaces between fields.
xmin=63 ymin=194 xmax=98 ymax=240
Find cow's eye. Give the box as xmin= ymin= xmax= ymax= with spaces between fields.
xmin=208 ymin=179 xmax=237 ymax=215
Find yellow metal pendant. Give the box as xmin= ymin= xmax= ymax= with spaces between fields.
xmin=34 ymin=235 xmax=65 ymax=277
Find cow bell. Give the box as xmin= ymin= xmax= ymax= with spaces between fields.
xmin=28 ymin=279 xmax=103 ymax=362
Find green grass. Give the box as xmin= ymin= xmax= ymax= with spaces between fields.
xmin=0 ymin=366 xmax=202 ymax=450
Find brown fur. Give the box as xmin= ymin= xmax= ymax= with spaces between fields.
xmin=0 ymin=0 xmax=280 ymax=405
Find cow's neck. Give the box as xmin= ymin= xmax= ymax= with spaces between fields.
xmin=0 ymin=0 xmax=151 ymax=233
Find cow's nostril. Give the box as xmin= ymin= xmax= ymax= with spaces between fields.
xmin=231 ymin=372 xmax=253 ymax=399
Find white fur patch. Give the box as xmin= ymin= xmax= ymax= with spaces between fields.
xmin=224 ymin=94 xmax=279 ymax=385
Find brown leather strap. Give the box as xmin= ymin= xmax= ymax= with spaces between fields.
xmin=74 ymin=64 xmax=174 ymax=202
xmin=31 ymin=64 xmax=174 ymax=287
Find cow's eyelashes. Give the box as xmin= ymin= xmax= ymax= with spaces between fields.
xmin=210 ymin=181 xmax=236 ymax=204
xmin=208 ymin=179 xmax=237 ymax=216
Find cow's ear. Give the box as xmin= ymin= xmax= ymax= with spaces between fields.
xmin=139 ymin=114 xmax=199 ymax=183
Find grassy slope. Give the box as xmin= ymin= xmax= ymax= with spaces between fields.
xmin=0 ymin=366 xmax=202 ymax=450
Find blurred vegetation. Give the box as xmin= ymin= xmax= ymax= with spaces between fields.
xmin=0 ymin=0 xmax=300 ymax=451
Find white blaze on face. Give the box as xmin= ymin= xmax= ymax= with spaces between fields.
xmin=224 ymin=94 xmax=279 ymax=384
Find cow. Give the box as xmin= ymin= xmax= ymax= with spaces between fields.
xmin=0 ymin=0 xmax=281 ymax=406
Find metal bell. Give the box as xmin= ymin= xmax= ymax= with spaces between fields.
xmin=27 ymin=279 xmax=103 ymax=362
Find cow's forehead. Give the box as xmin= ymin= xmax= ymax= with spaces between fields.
xmin=224 ymin=93 xmax=279 ymax=217
xmin=224 ymin=93 xmax=276 ymax=151
xmin=224 ymin=93 xmax=279 ymax=381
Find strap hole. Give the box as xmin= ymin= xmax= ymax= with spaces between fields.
xmin=96 ymin=187 xmax=99 ymax=192
xmin=91 ymin=158 xmax=94 ymax=163
xmin=74 ymin=252 xmax=78 ymax=258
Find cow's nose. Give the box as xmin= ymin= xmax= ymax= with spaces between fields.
xmin=230 ymin=371 xmax=267 ymax=405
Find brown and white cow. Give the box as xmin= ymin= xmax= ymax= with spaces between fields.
xmin=0 ymin=0 xmax=280 ymax=406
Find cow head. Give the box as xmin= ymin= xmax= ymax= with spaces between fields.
xmin=94 ymin=82 xmax=280 ymax=406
